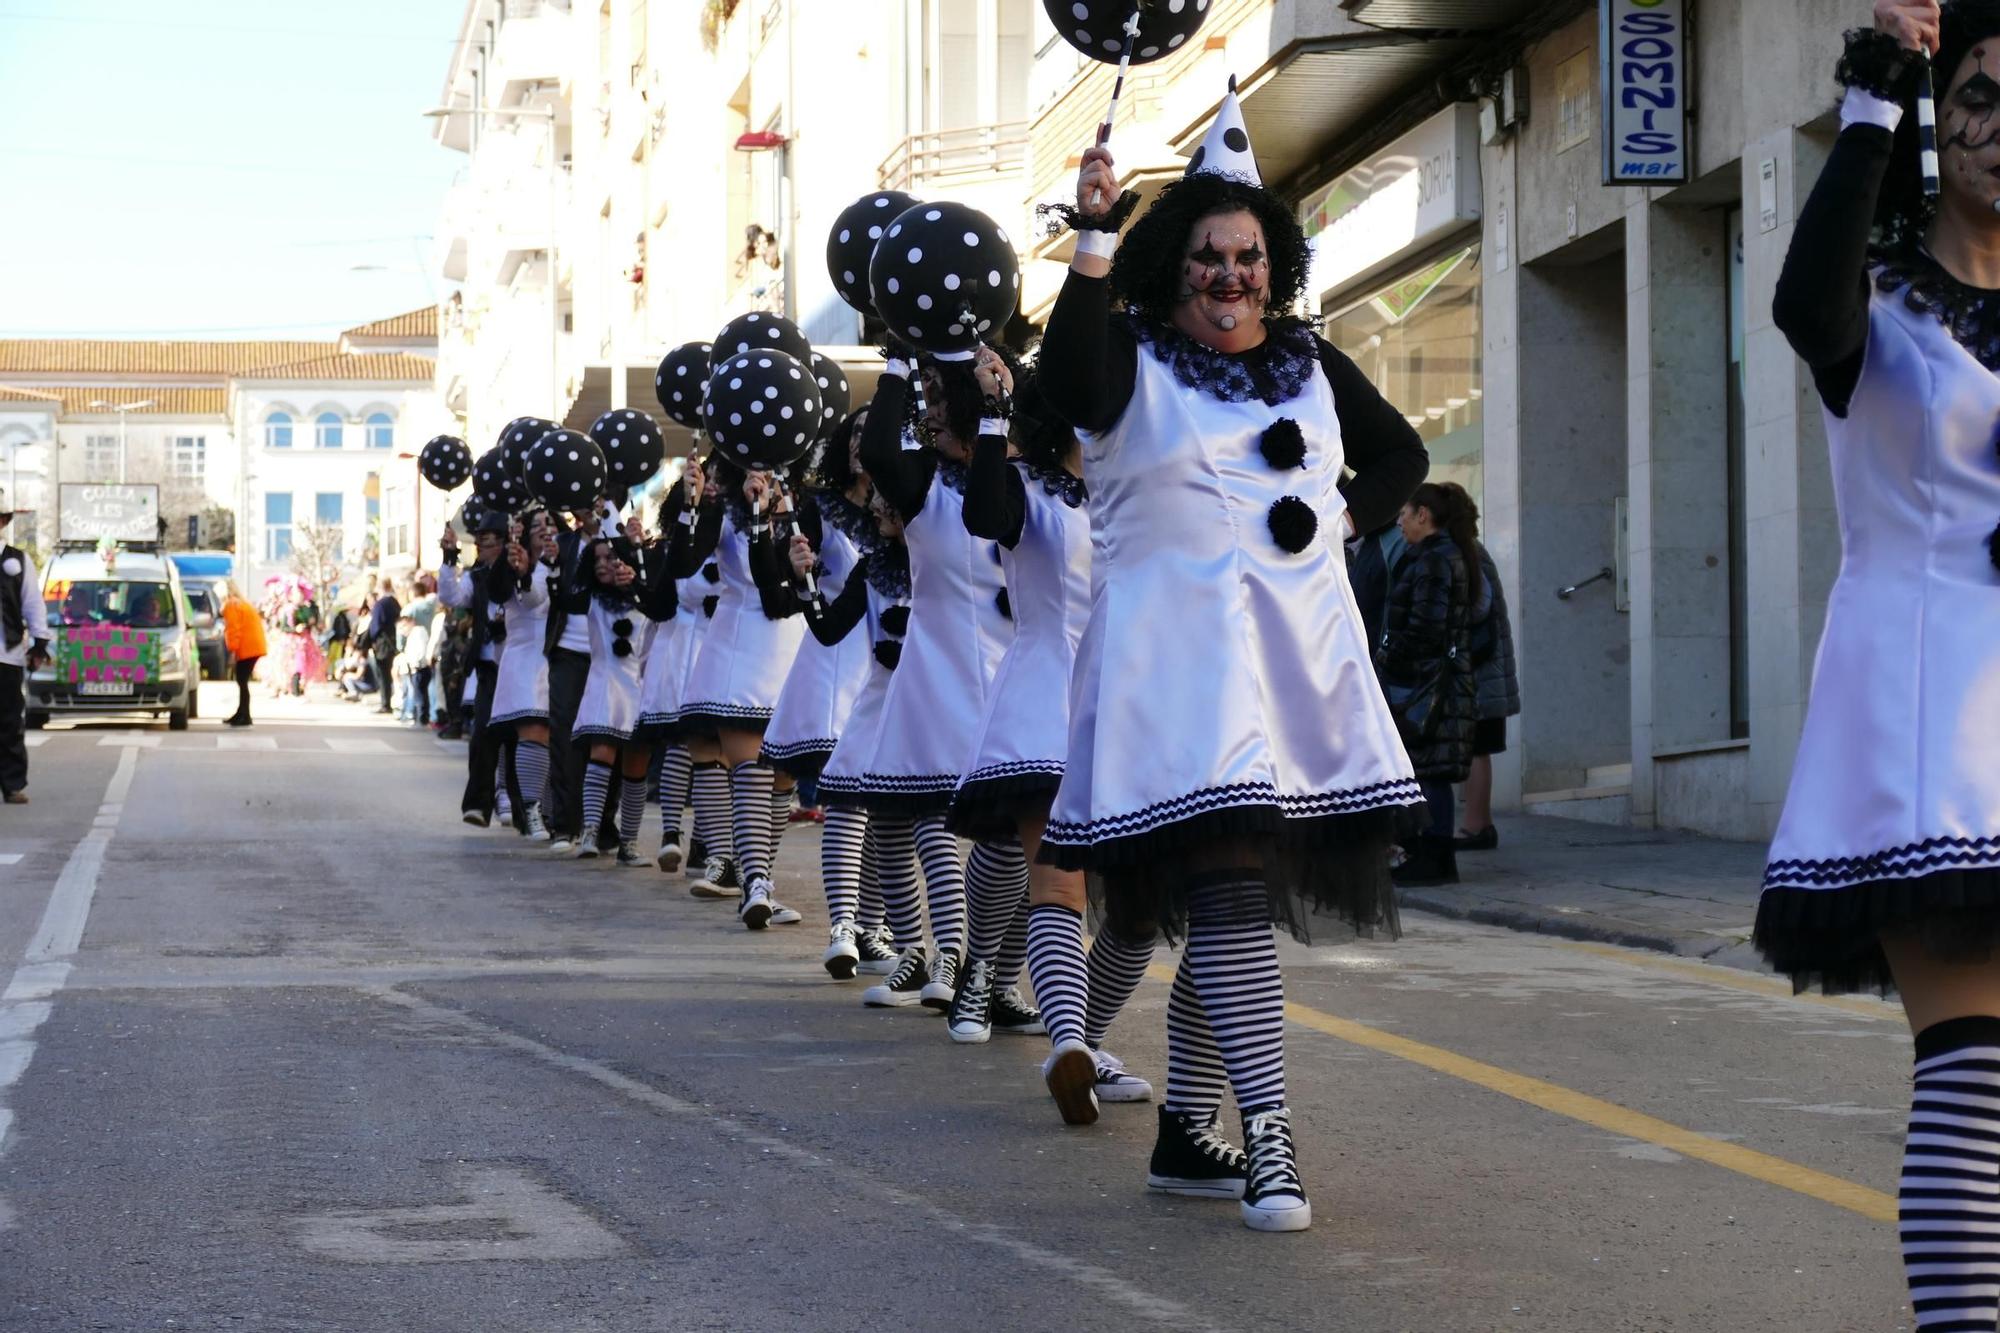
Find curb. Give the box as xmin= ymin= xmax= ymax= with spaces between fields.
xmin=1395 ymin=887 xmax=1748 ymax=963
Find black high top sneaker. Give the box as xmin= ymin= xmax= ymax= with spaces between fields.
xmin=1147 ymin=1107 xmax=1249 ymax=1199
xmin=855 ymin=925 xmax=899 ymax=975
xmin=989 ymin=988 xmax=1044 ymax=1036
xmin=655 ymin=831 xmax=683 ymax=873
xmin=684 ymin=836 xmax=709 ymax=878
xmin=920 ymin=949 xmax=962 ymax=1012
xmin=823 ymin=921 xmax=861 ymax=979
xmin=689 ymin=855 xmax=742 ymax=899
xmin=1239 ymin=1106 xmax=1311 ymax=1232
xmin=861 ymin=948 xmax=929 ymax=1008
xmin=946 ymin=959 xmax=995 ymax=1044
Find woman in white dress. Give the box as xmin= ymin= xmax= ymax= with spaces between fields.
xmin=489 ymin=507 xmax=560 ymax=843
xmin=1764 ymin=4 xmax=2000 ymax=1320
xmin=1037 ymin=99 xmax=1428 ymax=1230
xmin=569 ymin=531 xmax=666 ymax=867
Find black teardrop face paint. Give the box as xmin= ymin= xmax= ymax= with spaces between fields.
xmin=1176 ymin=210 xmax=1269 ymax=334
xmin=1942 ymin=47 xmax=2000 ymax=209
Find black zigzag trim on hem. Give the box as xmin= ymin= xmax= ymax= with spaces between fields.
xmin=1041 ymin=777 xmax=1424 ymax=848
xmin=1764 ymin=833 xmax=2000 ymax=889
xmin=759 ymin=736 xmax=838 ymax=760
xmin=571 ymin=724 xmax=636 ymax=744
xmin=947 ymin=762 xmax=1065 ymax=840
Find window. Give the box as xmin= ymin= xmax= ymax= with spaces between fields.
xmin=316 ymin=492 xmax=344 ymax=563
xmin=265 ymin=492 xmax=293 ymax=560
xmin=83 ymin=434 xmax=119 ymax=481
xmin=365 ymin=412 xmax=394 ymax=449
xmin=46 ymin=580 xmax=180 ymax=629
xmin=315 ymin=412 xmax=344 ymax=449
xmin=265 ymin=412 xmax=293 ymax=449
xmin=170 ymin=435 xmax=206 ymax=483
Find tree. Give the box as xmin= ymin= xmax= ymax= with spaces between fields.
xmin=288 ymin=521 xmax=346 ymax=595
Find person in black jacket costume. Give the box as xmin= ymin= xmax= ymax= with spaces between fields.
xmin=1375 ymin=481 xmax=1479 ymax=887
xmin=541 ymin=501 xmax=618 ymax=854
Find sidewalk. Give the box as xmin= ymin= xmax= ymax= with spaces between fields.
xmin=1396 ymin=814 xmax=1772 ymax=975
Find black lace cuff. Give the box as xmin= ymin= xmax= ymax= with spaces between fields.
xmin=1036 ymin=193 xmax=1142 ymax=237
xmin=981 ymin=390 xmax=1014 ymax=420
xmin=1836 ymin=27 xmax=1920 ymax=102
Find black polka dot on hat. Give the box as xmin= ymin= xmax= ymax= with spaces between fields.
xmin=1223 ymin=127 xmax=1249 ymax=153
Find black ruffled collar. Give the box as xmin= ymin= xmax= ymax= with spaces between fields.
xmin=1018 ymin=459 xmax=1086 ymax=509
xmin=864 ymin=540 xmax=910 ymax=600
xmin=591 ymin=583 xmax=640 ymax=614
xmin=1873 ymin=247 xmax=2000 ymax=373
xmin=1124 ymin=311 xmax=1320 ymax=406
xmin=934 ymin=456 xmax=969 ymax=495
xmin=815 ymin=488 xmax=878 ymax=555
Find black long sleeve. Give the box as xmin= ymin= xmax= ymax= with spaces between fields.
xmin=857 ymin=370 xmax=936 ymax=519
xmin=1319 ymin=340 xmax=1430 ymax=536
xmin=1036 ymin=270 xmax=1138 ymax=433
xmin=638 ymin=543 xmax=678 ymax=620
xmin=667 ymin=494 xmax=723 ymax=577
xmin=1773 ymin=121 xmax=1894 ymax=415
xmin=801 ymin=568 xmax=869 ymax=647
xmin=961 ymin=430 xmax=1026 ymax=547
xmin=747 ymin=499 xmax=821 ymax=619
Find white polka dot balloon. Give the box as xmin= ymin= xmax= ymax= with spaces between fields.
xmin=654 ymin=341 xmax=714 ymax=429
xmin=588 ymin=408 xmax=666 ymax=489
xmin=1043 ymin=0 xmax=1211 ymax=65
xmin=417 ymin=434 xmax=473 ymax=491
xmin=699 ymin=349 xmax=823 ymax=471
xmin=524 ymin=428 xmax=609 ymax=508
xmin=713 ymin=310 xmax=812 ymax=364
xmin=806 ymin=350 xmax=851 ymax=438
xmin=471 ymin=445 xmax=528 ymax=515
xmin=826 ymin=189 xmax=920 ymax=317
xmin=868 ymin=200 xmax=1020 ymax=356
xmin=496 ymin=416 xmax=559 ymax=484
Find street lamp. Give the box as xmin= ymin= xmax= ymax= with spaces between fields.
xmin=85 ymin=400 xmax=155 ymax=484
xmin=423 ymin=103 xmax=562 ymax=428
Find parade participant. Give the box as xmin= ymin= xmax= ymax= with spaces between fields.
xmin=542 ymin=499 xmax=614 ymax=855
xmin=672 ymin=455 xmax=808 ymax=928
xmin=569 ymin=530 xmax=667 ymax=866
xmin=490 ymin=508 xmax=561 ymax=841
xmin=438 ymin=510 xmax=516 ymax=829
xmin=763 ymin=409 xmax=902 ymax=978
xmin=850 ymin=352 xmax=1026 ymax=1022
xmin=0 ymin=495 xmax=50 ymax=803
xmin=1763 ymin=3 xmax=2000 ymax=1320
xmin=1037 ymin=84 xmax=1429 ymax=1231
xmin=634 ymin=469 xmax=702 ymax=873
xmin=802 ymin=496 xmax=926 ymax=992
xmin=952 ymin=367 xmax=1156 ymax=1113
xmin=219 ymin=579 xmax=265 ymax=729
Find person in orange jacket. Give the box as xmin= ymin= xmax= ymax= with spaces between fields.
xmin=220 ymin=580 xmax=267 ymax=727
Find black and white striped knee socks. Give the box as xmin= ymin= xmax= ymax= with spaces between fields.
xmin=965 ymin=840 xmax=1028 ymax=972
xmin=1025 ymin=904 xmax=1089 ymax=1049
xmin=913 ymin=816 xmax=966 ymax=958
xmin=1902 ymin=1015 xmax=2000 ymax=1330
xmin=857 ymin=818 xmax=886 ymax=932
xmin=1183 ymin=873 xmax=1286 ymax=1113
xmin=691 ymin=761 xmax=730 ymax=861
xmin=768 ymin=784 xmax=794 ymax=870
xmin=658 ymin=745 xmax=692 ymax=843
xmin=730 ymin=762 xmax=777 ymax=888
xmin=514 ymin=740 xmax=551 ymax=808
xmin=617 ymin=771 xmax=646 ymax=847
xmin=580 ymin=760 xmax=613 ymax=841
xmin=1165 ymin=951 xmax=1227 ymax=1117
xmin=821 ymin=805 xmax=867 ymax=927
xmin=1085 ymin=926 xmax=1156 ymax=1049
xmin=872 ymin=816 xmax=925 ymax=952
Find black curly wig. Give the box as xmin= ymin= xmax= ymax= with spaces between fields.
xmin=1009 ymin=367 xmax=1079 ymax=473
xmin=806 ymin=411 xmax=864 ymax=494
xmin=1108 ymin=172 xmax=1313 ymax=324
xmin=924 ymin=341 xmax=1027 ymax=449
xmin=1868 ymin=3 xmax=2000 ymax=252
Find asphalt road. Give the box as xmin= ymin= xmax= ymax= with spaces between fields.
xmin=0 ymin=686 xmax=1915 ymax=1331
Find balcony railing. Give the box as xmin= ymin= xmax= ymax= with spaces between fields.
xmin=878 ymin=122 xmax=1030 ymax=192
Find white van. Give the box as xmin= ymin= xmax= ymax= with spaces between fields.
xmin=29 ymin=546 xmax=196 ymax=730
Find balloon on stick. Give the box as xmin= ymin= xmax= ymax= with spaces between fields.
xmin=524 ymin=428 xmax=610 ymax=508
xmin=418 ymin=434 xmax=473 ymax=490
xmin=588 ymin=408 xmax=666 ymax=489
xmin=654 ymin=341 xmax=714 ymax=430
xmin=496 ymin=416 xmax=558 ymax=484
xmin=806 ymin=350 xmax=852 ymax=438
xmin=713 ymin=310 xmax=812 ymax=363
xmin=869 ymin=200 xmax=1020 ymax=357
xmin=826 ymin=190 xmax=920 ymax=316
xmin=700 ymin=349 xmax=823 ymax=470
xmin=1045 ymin=0 xmax=1215 ymax=206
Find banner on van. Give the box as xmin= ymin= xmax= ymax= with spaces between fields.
xmin=57 ymin=624 xmax=160 ymax=685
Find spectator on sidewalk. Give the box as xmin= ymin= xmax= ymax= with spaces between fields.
xmin=220 ymin=580 xmax=267 ymax=727
xmin=1455 ymin=498 xmax=1519 ymax=853
xmin=393 ymin=611 xmax=429 ymax=723
xmin=365 ymin=581 xmax=401 ymax=714
xmin=1376 ymin=481 xmax=1479 ymax=888
xmin=322 ymin=602 xmax=353 ymax=681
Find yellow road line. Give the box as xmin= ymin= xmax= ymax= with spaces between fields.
xmin=1144 ymin=962 xmax=1900 ymax=1224
xmin=1546 ymin=940 xmax=1900 ymax=1022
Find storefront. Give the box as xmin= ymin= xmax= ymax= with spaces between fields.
xmin=1299 ymin=105 xmax=1484 ymax=509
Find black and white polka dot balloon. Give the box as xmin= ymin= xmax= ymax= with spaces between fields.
xmin=471 ymin=446 xmax=528 ymax=515
xmin=713 ymin=310 xmax=812 ymax=364
xmin=418 ymin=434 xmax=473 ymax=491
xmin=588 ymin=408 xmax=665 ymax=489
xmin=1043 ymin=0 xmax=1212 ymax=64
xmin=496 ymin=416 xmax=558 ymax=483
xmin=869 ymin=201 xmax=1021 ymax=356
xmin=525 ymin=428 xmax=609 ymax=508
xmin=700 ymin=349 xmax=823 ymax=471
xmin=826 ymin=189 xmax=920 ymax=316
xmin=654 ymin=341 xmax=713 ymax=429
xmin=806 ymin=351 xmax=851 ymax=438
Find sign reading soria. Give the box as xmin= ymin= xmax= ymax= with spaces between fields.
xmin=1600 ymin=0 xmax=1689 ymax=186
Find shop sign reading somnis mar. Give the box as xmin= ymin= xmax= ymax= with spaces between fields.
xmin=1601 ymin=0 xmax=1690 ymax=185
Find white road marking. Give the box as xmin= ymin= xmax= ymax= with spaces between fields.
xmin=324 ymin=739 xmax=394 ymax=755
xmin=214 ymin=735 xmax=277 ymax=751
xmin=292 ymin=1164 xmax=627 ymax=1264
xmin=23 ymin=735 xmax=46 ymax=749
xmin=0 ymin=855 xmax=21 ymax=866
xmin=369 ymin=986 xmax=1230 ymax=1331
xmin=0 ymin=745 xmax=137 ymax=1150
xmin=96 ymin=733 xmax=160 ymax=748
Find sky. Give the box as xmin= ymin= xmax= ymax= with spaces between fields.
xmin=0 ymin=0 xmax=466 ymax=340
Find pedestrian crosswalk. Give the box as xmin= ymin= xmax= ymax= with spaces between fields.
xmin=36 ymin=730 xmax=451 ymax=756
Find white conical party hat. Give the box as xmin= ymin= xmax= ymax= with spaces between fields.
xmin=1184 ymin=75 xmax=1260 ymax=185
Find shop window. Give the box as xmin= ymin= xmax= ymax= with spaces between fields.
xmin=1325 ymin=244 xmax=1485 ymax=512
xmin=1726 ymin=209 xmax=1750 ymax=740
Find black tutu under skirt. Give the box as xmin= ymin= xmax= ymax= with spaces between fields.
xmin=1040 ymin=801 xmax=1408 ymax=945
xmin=1754 ymin=867 xmax=2000 ymax=995
xmin=761 ymin=738 xmax=834 ymax=784
xmin=672 ymin=704 xmax=772 ymax=738
xmin=946 ymin=769 xmax=1062 ymax=841
xmin=816 ymin=777 xmax=955 ymax=818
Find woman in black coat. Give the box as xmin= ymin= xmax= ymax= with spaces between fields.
xmin=1375 ymin=482 xmax=1479 ymax=886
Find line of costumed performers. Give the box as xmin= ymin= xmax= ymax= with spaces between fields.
xmin=418 ymin=6 xmax=1442 ymax=1235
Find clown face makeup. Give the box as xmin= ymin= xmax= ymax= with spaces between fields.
xmin=1174 ymin=209 xmax=1270 ymax=343
xmin=1942 ymin=44 xmax=2000 ymax=218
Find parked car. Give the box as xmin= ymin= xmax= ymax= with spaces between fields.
xmin=183 ymin=581 xmax=229 ymax=680
xmin=30 ymin=547 xmax=196 ymax=730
